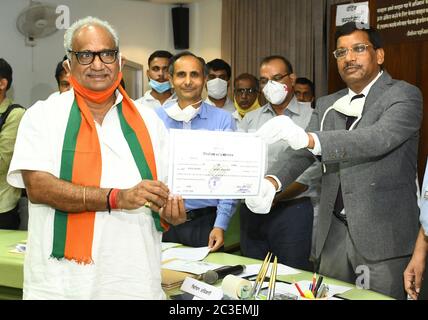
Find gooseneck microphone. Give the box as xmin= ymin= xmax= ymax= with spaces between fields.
xmin=202 ymin=265 xmax=246 ymax=285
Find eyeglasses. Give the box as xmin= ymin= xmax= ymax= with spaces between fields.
xmin=333 ymin=43 xmax=373 ymax=59
xmin=68 ymin=49 xmax=119 ymax=65
xmin=234 ymin=88 xmax=257 ymax=95
xmin=259 ymin=73 xmax=289 ymax=86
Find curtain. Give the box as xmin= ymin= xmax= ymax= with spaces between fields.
xmin=222 ymin=0 xmax=350 ymax=98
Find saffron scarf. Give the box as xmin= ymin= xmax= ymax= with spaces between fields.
xmin=51 ymin=72 xmax=169 ymax=264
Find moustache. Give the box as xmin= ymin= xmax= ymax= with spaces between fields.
xmin=343 ymin=63 xmax=362 ymax=71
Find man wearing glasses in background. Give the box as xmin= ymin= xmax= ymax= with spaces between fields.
xmin=247 ymin=22 xmax=422 ymax=299
xmin=7 ymin=16 xmax=186 ymax=299
xmin=232 ymin=73 xmax=260 ymax=127
xmin=239 ymin=55 xmax=320 ymax=271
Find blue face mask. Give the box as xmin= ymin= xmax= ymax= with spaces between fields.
xmin=149 ymin=78 xmax=171 ymax=93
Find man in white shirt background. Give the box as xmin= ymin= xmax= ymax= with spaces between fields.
xmin=135 ymin=50 xmax=176 ymax=110
xmin=205 ymin=58 xmax=235 ymax=113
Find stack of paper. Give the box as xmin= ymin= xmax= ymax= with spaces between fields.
xmin=161 ymin=267 xmax=197 ymax=290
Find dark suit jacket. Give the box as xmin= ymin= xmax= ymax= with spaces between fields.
xmin=270 ymin=72 xmax=422 ymax=261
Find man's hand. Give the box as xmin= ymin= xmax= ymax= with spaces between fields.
xmin=403 ymin=255 xmax=425 ymax=300
xmin=208 ymin=227 xmax=224 ymax=252
xmin=160 ymin=196 xmax=187 ymax=225
xmin=255 ymin=115 xmax=309 ymax=149
xmin=404 ymin=228 xmax=428 ymax=300
xmin=117 ymin=180 xmax=169 ymax=212
xmin=245 ymin=178 xmax=276 ymax=214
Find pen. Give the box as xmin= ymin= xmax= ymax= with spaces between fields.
xmin=249 ymin=252 xmax=272 ymax=298
xmin=267 ymin=256 xmax=278 ymax=300
xmin=294 ymin=282 xmax=305 ymax=297
xmin=311 ymin=273 xmax=317 ymax=293
xmin=313 ymin=275 xmax=324 ymax=296
xmin=315 ymin=284 xmax=325 ymax=298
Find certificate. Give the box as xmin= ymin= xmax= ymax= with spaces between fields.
xmin=168 ymin=129 xmax=266 ymax=199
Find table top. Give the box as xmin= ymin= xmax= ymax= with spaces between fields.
xmin=0 ymin=229 xmax=393 ymax=300
xmin=0 ymin=229 xmax=26 ymax=289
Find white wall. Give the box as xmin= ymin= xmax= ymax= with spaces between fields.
xmin=188 ymin=0 xmax=222 ymax=63
xmin=0 ymin=0 xmax=222 ymax=107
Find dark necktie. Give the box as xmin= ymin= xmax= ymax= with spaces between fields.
xmin=333 ymin=94 xmax=365 ymax=225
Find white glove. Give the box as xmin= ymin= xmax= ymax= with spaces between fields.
xmin=255 ymin=115 xmax=309 ymax=150
xmin=245 ymin=178 xmax=276 ymax=214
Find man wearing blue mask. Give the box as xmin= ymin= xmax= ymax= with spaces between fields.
xmin=135 ymin=50 xmax=176 ymax=110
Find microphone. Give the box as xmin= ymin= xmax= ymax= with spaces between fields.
xmin=202 ymin=265 xmax=246 ymax=285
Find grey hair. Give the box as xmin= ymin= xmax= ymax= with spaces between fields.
xmin=64 ymin=16 xmax=119 ymax=59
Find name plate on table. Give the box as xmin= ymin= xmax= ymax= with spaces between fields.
xmin=168 ymin=129 xmax=266 ymax=199
xmin=181 ymin=277 xmax=223 ymax=300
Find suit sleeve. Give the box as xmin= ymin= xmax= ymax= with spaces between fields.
xmin=315 ymin=83 xmax=422 ymax=164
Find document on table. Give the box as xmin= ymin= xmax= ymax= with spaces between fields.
xmin=168 ymin=129 xmax=266 ymax=199
xmin=240 ymin=263 xmax=301 ymax=278
xmin=162 ymin=246 xmax=211 ymax=262
xmin=161 ymin=242 xmax=182 ymax=251
xmin=162 ymin=259 xmax=224 ymax=275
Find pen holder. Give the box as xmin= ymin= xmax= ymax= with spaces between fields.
xmin=299 ymin=288 xmax=329 ymax=300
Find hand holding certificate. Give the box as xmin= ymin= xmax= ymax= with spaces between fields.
xmin=168 ymin=129 xmax=266 ymax=199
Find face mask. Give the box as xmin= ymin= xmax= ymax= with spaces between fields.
xmin=165 ymin=100 xmax=202 ymax=123
xmin=262 ymin=80 xmax=288 ymax=105
xmin=207 ymin=78 xmax=228 ymax=99
xmin=332 ymin=95 xmax=365 ymax=118
xmin=149 ymin=78 xmax=171 ymax=93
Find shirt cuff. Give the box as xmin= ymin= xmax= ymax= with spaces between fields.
xmin=308 ymin=133 xmax=322 ymax=156
xmin=266 ymin=175 xmax=282 ymax=192
xmin=214 ymin=214 xmax=229 ymax=231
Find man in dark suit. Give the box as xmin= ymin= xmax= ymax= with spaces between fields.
xmin=246 ymin=22 xmax=422 ymax=299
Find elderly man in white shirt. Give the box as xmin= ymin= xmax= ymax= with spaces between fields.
xmin=7 ymin=16 xmax=185 ymax=300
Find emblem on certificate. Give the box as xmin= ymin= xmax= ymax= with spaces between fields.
xmin=168 ymin=129 xmax=266 ymax=199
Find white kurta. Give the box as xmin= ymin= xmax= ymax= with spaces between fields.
xmin=7 ymin=89 xmax=169 ymax=300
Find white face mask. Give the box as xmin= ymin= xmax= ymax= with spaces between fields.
xmin=262 ymin=80 xmax=288 ymax=105
xmin=332 ymin=95 xmax=365 ymax=118
xmin=165 ymin=100 xmax=202 ymax=123
xmin=207 ymin=78 xmax=228 ymax=99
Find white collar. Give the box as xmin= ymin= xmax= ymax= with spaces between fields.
xmin=144 ymin=89 xmax=176 ymax=103
xmin=348 ymin=70 xmax=383 ymax=98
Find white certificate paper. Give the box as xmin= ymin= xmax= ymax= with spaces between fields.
xmin=168 ymin=129 xmax=266 ymax=199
